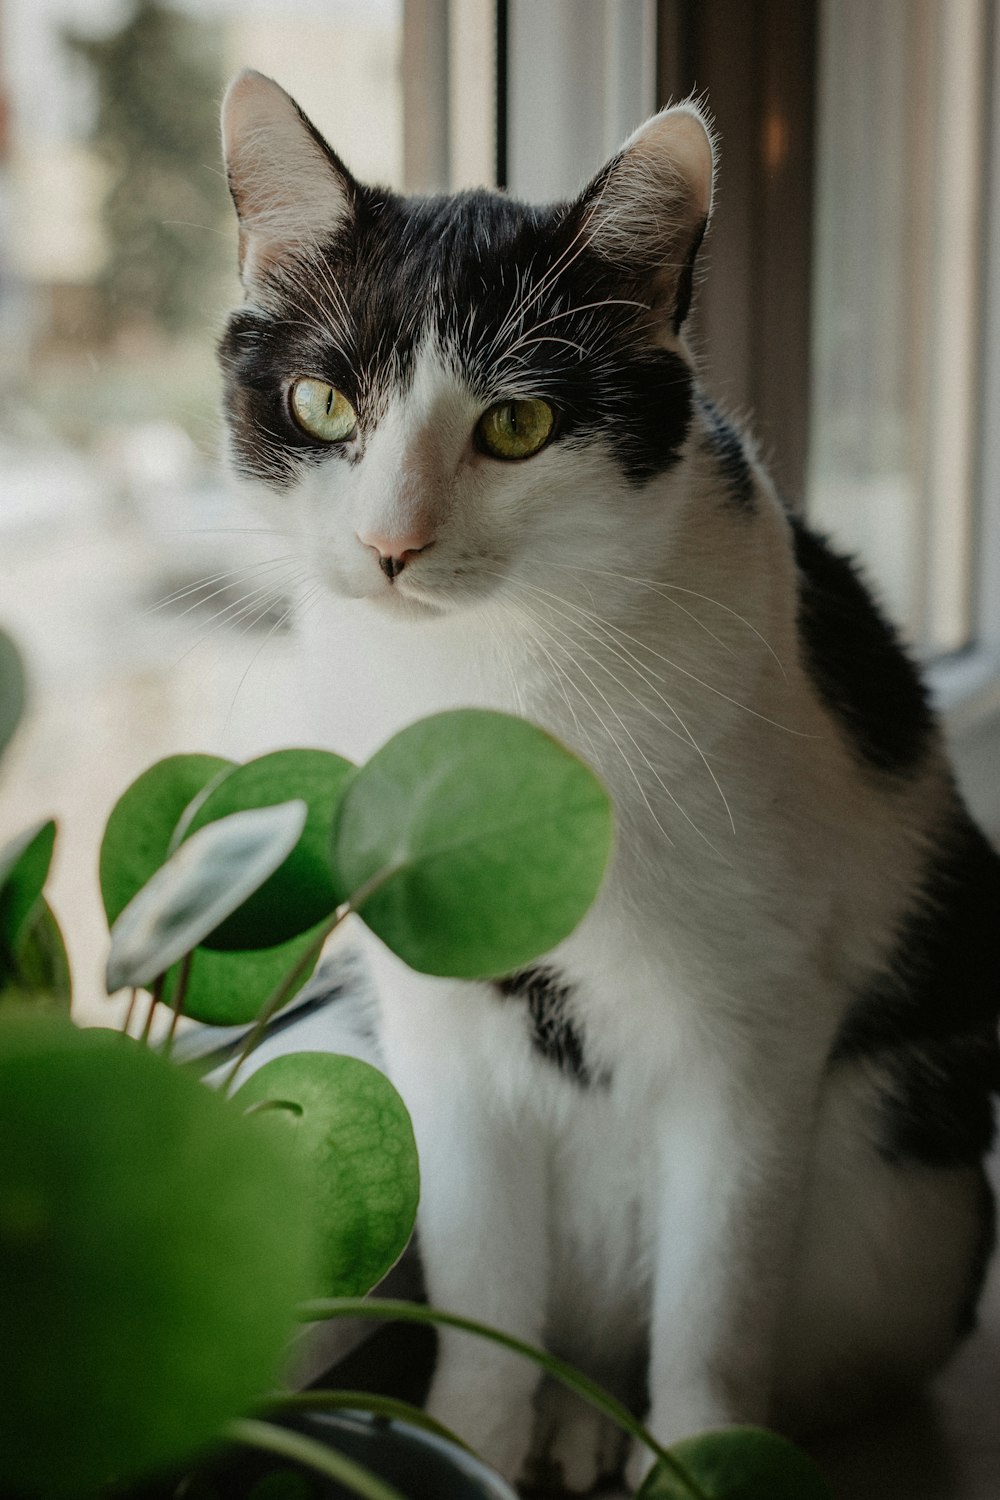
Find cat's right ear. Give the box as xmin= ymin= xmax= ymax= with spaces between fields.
xmin=221 ymin=70 xmax=357 ymax=288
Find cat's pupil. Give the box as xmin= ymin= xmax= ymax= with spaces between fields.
xmin=325 ymin=387 xmax=334 ymax=417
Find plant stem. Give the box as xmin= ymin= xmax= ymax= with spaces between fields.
xmin=298 ymin=1297 xmax=710 ymax=1500
xmin=267 ymin=1389 xmax=472 ymax=1453
xmin=138 ymin=975 xmax=165 ymax=1046
xmin=220 ymin=861 xmax=402 ymax=1092
xmin=227 ymin=1418 xmax=406 ymax=1500
xmin=163 ymin=950 xmax=192 ymax=1058
xmin=221 ymin=922 xmax=334 ymax=1094
xmin=122 ymin=987 xmax=139 ymax=1036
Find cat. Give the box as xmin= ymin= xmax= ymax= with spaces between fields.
xmin=218 ymin=69 xmax=1000 ymax=1492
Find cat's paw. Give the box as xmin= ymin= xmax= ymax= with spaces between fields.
xmin=427 ymin=1369 xmax=534 ymax=1482
xmin=526 ymin=1379 xmax=625 ymax=1493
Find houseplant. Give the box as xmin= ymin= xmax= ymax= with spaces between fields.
xmin=0 ymin=622 xmax=833 ymax=1499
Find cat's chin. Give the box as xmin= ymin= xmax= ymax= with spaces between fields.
xmin=364 ymin=582 xmax=453 ymax=621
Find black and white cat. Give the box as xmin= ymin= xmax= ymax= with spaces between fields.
xmin=219 ymin=71 xmax=1000 ymax=1491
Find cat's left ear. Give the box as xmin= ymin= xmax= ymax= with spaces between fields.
xmin=221 ymin=69 xmax=358 ymax=288
xmin=575 ymin=102 xmax=715 ymax=334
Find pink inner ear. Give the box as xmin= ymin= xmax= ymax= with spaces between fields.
xmin=221 ymin=70 xmax=353 ymax=280
xmin=629 ymin=107 xmax=716 ymax=225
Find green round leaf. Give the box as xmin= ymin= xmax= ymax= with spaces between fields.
xmin=100 ymin=753 xmax=234 ymax=926
xmin=638 ymin=1428 xmax=834 ymax=1500
xmin=168 ymin=922 xmax=328 ymax=1027
xmin=106 ymin=801 xmax=308 ymax=993
xmin=235 ymin=1052 xmax=419 ymax=1298
xmin=0 ymin=626 xmax=27 ymax=765
xmin=0 ymin=820 xmax=56 ymax=951
xmin=185 ymin=750 xmax=354 ymax=951
xmin=331 ymin=710 xmax=614 ymax=978
xmin=0 ymin=900 xmax=72 ymax=1013
xmin=99 ymin=754 xmax=321 ymax=1024
xmin=0 ymin=1016 xmax=315 ymax=1496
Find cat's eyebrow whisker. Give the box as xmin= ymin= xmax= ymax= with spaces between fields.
xmin=295 ymin=233 xmax=352 ymax=328
xmin=510 ymin=578 xmax=737 ymax=839
xmin=503 ymin=297 xmax=649 ymax=360
xmin=486 ymin=196 xmax=607 ymax=358
xmin=501 ymin=333 xmax=591 ymax=362
xmin=273 ymin=253 xmax=353 ymax=353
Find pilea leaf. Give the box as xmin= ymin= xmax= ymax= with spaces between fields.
xmin=106 ymin=801 xmax=308 ymax=993
xmin=99 ymin=754 xmax=323 ymax=1023
xmin=184 ymin=749 xmax=354 ymax=951
xmin=235 ymin=1052 xmax=419 ymax=1298
xmin=0 ymin=626 xmax=26 ymax=765
xmin=100 ymin=753 xmax=235 ymax=926
xmin=163 ymin=923 xmax=329 ymax=1027
xmin=332 ymin=709 xmax=614 ymax=978
xmin=0 ymin=820 xmax=56 ymax=951
xmin=0 ymin=899 xmax=72 ymax=1012
xmin=637 ymin=1427 xmax=834 ymax=1500
xmin=0 ymin=1016 xmax=314 ymax=1497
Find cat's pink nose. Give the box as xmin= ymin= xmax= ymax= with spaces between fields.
xmin=357 ymin=528 xmax=434 ymax=581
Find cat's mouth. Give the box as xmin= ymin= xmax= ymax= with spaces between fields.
xmin=370 ymin=574 xmax=452 ymax=618
xmin=371 ymin=564 xmax=506 ymax=617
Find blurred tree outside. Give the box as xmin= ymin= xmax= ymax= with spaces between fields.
xmin=64 ymin=0 xmax=230 ymax=342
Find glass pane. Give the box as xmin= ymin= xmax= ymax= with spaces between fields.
xmin=808 ymin=0 xmax=987 ymax=656
xmin=0 ymin=0 xmax=404 ymax=1024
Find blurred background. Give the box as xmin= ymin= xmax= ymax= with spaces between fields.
xmin=1 ymin=0 xmax=999 ymax=1023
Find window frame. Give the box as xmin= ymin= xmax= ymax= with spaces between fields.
xmin=497 ymin=0 xmax=1000 ymax=833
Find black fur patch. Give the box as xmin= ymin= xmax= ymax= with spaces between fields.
xmin=791 ymin=519 xmax=934 ymax=776
xmin=832 ymin=816 xmax=1000 ymax=1167
xmin=495 ymin=967 xmax=598 ymax=1086
xmin=957 ymin=1169 xmax=996 ymax=1337
xmin=219 ymin=182 xmax=694 ymax=490
xmin=673 ymin=216 xmax=707 ymax=333
xmin=698 ymin=396 xmax=755 ymax=510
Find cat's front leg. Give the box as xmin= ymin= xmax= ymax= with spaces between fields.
xmin=373 ymin=960 xmax=548 ymax=1482
xmin=628 ymin=1039 xmax=822 ymax=1487
xmin=419 ymin=1098 xmax=547 ymax=1480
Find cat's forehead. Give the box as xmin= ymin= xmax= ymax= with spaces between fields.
xmin=257 ymin=186 xmax=621 ymax=395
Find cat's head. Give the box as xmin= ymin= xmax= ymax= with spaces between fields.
xmin=218 ymin=71 xmax=715 ymax=620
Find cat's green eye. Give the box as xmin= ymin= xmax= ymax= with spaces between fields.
xmin=289 ymin=377 xmax=357 ymax=443
xmin=477 ymin=398 xmax=555 ymax=460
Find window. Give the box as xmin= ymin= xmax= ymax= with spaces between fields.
xmin=809 ymin=0 xmax=989 ymax=658
xmin=503 ymin=0 xmax=1000 ymax=833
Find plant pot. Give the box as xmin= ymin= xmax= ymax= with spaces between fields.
xmin=274 ymin=1410 xmax=518 ymax=1500
xmin=132 ymin=1409 xmax=517 ymax=1500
